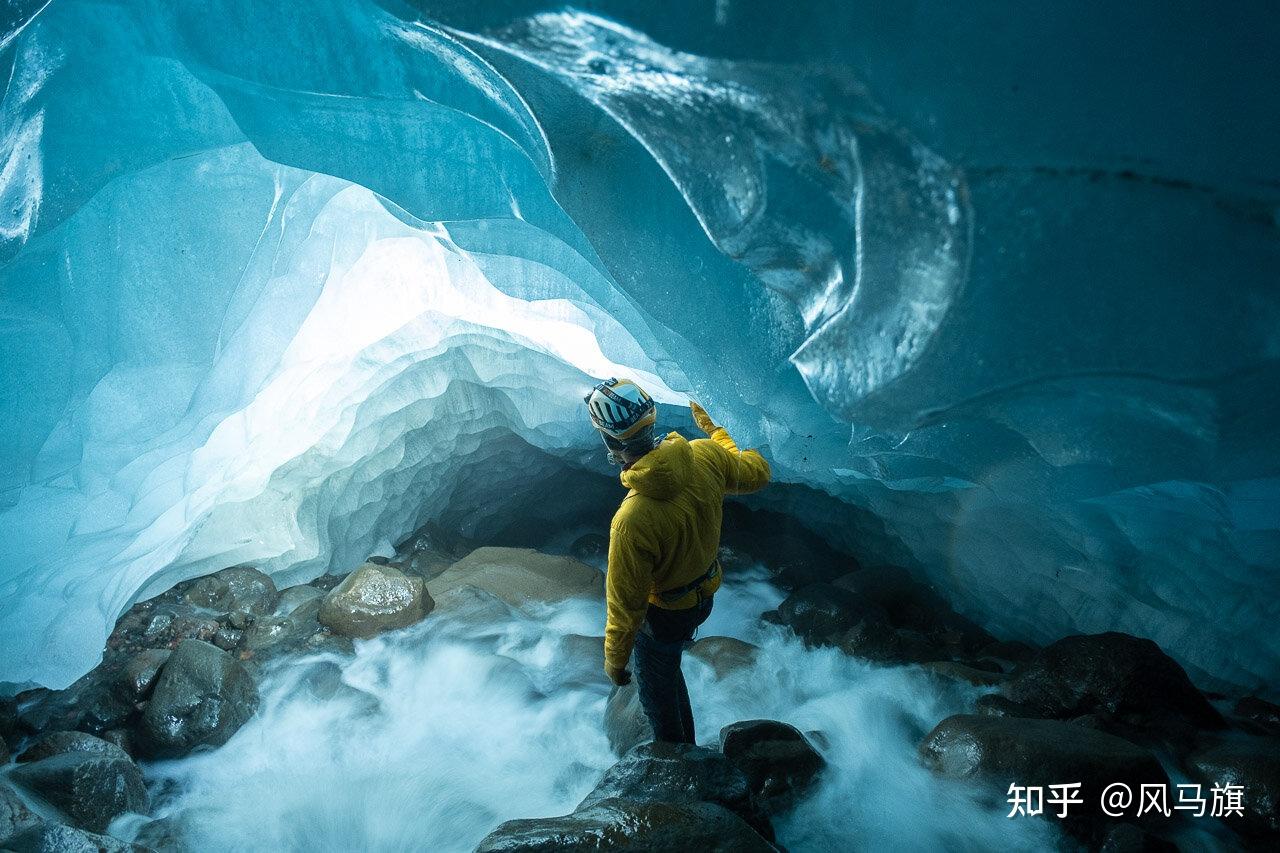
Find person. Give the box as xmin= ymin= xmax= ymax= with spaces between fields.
xmin=584 ymin=377 xmax=771 ymax=743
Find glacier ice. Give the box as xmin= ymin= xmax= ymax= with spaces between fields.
xmin=0 ymin=0 xmax=1277 ymax=695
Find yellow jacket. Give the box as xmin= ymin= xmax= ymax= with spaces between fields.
xmin=604 ymin=425 xmax=771 ymax=670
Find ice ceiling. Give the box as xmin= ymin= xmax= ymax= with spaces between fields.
xmin=1 ymin=0 xmax=1277 ymax=692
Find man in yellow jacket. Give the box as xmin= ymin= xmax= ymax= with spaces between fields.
xmin=584 ymin=377 xmax=771 ymax=743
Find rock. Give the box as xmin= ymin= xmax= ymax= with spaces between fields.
xmin=14 ymin=670 xmax=134 ymax=736
xmin=1187 ymin=736 xmax=1280 ymax=840
xmin=1234 ymin=696 xmax=1280 ymax=737
xmin=272 ymin=584 xmax=324 ymax=616
xmin=318 ymin=562 xmax=433 ymax=639
xmin=838 ymin=623 xmax=940 ymax=665
xmin=0 ymin=734 xmax=7 ymax=764
xmin=0 ymin=697 xmax=18 ymax=741
xmin=133 ymin=815 xmax=187 ymax=852
xmin=763 ymin=583 xmax=888 ymax=647
xmin=719 ymin=720 xmax=826 ymax=811
xmin=580 ymin=741 xmax=772 ymax=840
xmin=16 ymin=732 xmax=127 ymax=764
xmin=100 ymin=729 xmax=134 ymax=757
xmin=183 ymin=566 xmax=278 ymax=615
xmin=0 ymin=783 xmax=44 ymax=848
xmin=3 ymin=822 xmax=141 ymax=852
xmin=923 ymin=660 xmax=1008 ymax=687
xmin=9 ymin=749 xmax=148 ymax=833
xmin=475 ymin=797 xmax=774 ymax=852
xmin=212 ymin=626 xmax=244 ymax=651
xmin=428 ymin=547 xmax=602 ymax=611
xmin=974 ymin=693 xmax=1035 ymax=718
xmin=920 ymin=714 xmax=1168 ymax=823
xmin=603 ymin=684 xmax=650 ymax=757
xmin=116 ymin=649 xmax=171 ymax=701
xmin=832 ymin=566 xmax=928 ymax=619
xmin=569 ymin=532 xmax=608 ymax=562
xmin=245 ymin=598 xmax=323 ymax=651
xmin=557 ymin=634 xmax=609 ymax=687
xmin=687 ymin=636 xmax=760 ymax=680
xmin=1001 ymin=632 xmax=1224 ymax=739
xmin=137 ymin=639 xmax=259 ymax=759
xmin=980 ymin=639 xmax=1038 ymax=665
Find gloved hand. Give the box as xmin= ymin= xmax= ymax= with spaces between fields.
xmin=689 ymin=400 xmax=718 ymax=436
xmin=605 ymin=664 xmax=632 ymax=687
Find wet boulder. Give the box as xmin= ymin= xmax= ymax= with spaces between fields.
xmin=428 ymin=547 xmax=602 ymax=611
xmin=0 ymin=783 xmax=44 ymax=847
xmin=763 ymin=583 xmax=888 ymax=647
xmin=2 ymin=822 xmax=142 ymax=852
xmin=183 ymin=566 xmax=278 ymax=615
xmin=137 ymin=639 xmax=259 ymax=758
xmin=923 ymin=660 xmax=1008 ymax=687
xmin=603 ymin=684 xmax=650 ymax=757
xmin=9 ymin=748 xmax=148 ymax=833
xmin=1234 ymin=696 xmax=1280 ymax=737
xmin=116 ymin=648 xmax=172 ymax=701
xmin=475 ymin=797 xmax=774 ymax=852
xmin=272 ymin=583 xmax=324 ymax=616
xmin=838 ymin=623 xmax=940 ymax=665
xmin=1000 ymin=632 xmax=1224 ymax=738
xmin=1187 ymin=736 xmax=1280 ymax=840
xmin=16 ymin=731 xmax=125 ymax=764
xmin=580 ymin=741 xmax=772 ymax=840
xmin=318 ymin=562 xmax=433 ymax=639
xmin=719 ymin=720 xmax=826 ymax=812
xmin=688 ymin=636 xmax=760 ymax=680
xmin=920 ymin=714 xmax=1168 ymax=822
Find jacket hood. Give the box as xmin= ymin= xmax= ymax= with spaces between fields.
xmin=620 ymin=431 xmax=692 ymax=500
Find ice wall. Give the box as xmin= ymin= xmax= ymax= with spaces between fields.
xmin=1 ymin=0 xmax=1277 ymax=692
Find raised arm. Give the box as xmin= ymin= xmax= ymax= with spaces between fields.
xmin=690 ymin=401 xmax=771 ymax=494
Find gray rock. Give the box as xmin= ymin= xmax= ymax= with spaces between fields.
xmin=719 ymin=720 xmax=826 ymax=812
xmin=16 ymin=732 xmax=127 ymax=764
xmin=580 ymin=741 xmax=771 ymax=840
xmin=922 ymin=660 xmax=1008 ymax=686
xmin=100 ymin=729 xmax=134 ymax=757
xmin=183 ymin=566 xmax=277 ymax=615
xmin=212 ymin=627 xmax=244 ymax=651
xmin=603 ymin=684 xmax=650 ymax=757
xmin=1000 ymin=632 xmax=1223 ymax=738
xmin=687 ymin=636 xmax=759 ymax=680
xmin=0 ymin=783 xmax=44 ymax=848
xmin=117 ymin=649 xmax=172 ymax=701
xmin=1234 ymin=696 xmax=1280 ymax=737
xmin=272 ymin=584 xmax=324 ymax=616
xmin=9 ymin=750 xmax=148 ymax=833
xmin=475 ymin=797 xmax=774 ymax=852
xmin=920 ymin=714 xmax=1168 ymax=822
xmin=137 ymin=639 xmax=258 ymax=759
xmin=134 ymin=815 xmax=188 ymax=852
xmin=427 ymin=548 xmax=602 ymax=612
xmin=1187 ymin=736 xmax=1280 ymax=840
xmin=3 ymin=822 xmax=141 ymax=852
xmin=763 ymin=583 xmax=888 ymax=647
xmin=245 ymin=598 xmax=322 ymax=651
xmin=319 ymin=562 xmax=433 ymax=639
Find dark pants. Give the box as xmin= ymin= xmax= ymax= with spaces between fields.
xmin=634 ymin=597 xmax=713 ymax=744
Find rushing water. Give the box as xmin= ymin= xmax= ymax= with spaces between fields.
xmin=132 ymin=566 xmax=1060 ymax=851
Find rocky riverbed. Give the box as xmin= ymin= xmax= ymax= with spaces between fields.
xmin=0 ymin=530 xmax=1275 ymax=852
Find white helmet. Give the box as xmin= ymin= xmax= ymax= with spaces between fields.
xmin=585 ymin=377 xmax=660 ymax=463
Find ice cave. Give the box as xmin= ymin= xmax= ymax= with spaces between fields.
xmin=0 ymin=0 xmax=1277 ymax=850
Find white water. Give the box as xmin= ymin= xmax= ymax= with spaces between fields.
xmin=134 ymin=566 xmax=1061 ymax=851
